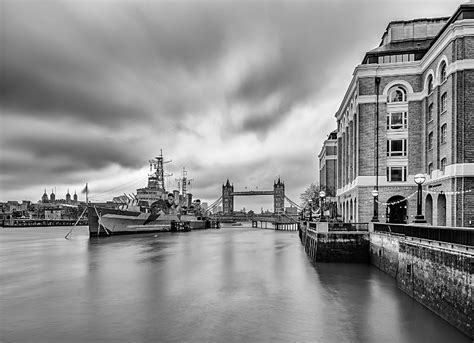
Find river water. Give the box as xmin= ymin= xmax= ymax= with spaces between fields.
xmin=0 ymin=225 xmax=469 ymax=342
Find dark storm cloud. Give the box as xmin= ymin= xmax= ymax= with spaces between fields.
xmin=5 ymin=133 xmax=145 ymax=171
xmin=2 ymin=0 xmax=453 ymax=201
xmin=0 ymin=124 xmax=150 ymax=193
xmin=1 ymin=66 xmax=148 ymax=127
xmin=0 ymin=1 xmax=229 ymax=127
xmin=238 ymin=100 xmax=294 ymax=136
xmin=1 ymin=1 xmax=372 ymax=133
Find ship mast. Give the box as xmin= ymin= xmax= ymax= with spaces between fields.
xmin=148 ymin=150 xmax=172 ymax=191
xmin=176 ymin=167 xmax=193 ymax=201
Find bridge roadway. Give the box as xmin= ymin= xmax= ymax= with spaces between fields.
xmin=231 ymin=191 xmax=274 ymax=196
xmin=210 ymin=213 xmax=300 ymax=231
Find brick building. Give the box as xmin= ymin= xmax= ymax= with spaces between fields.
xmin=318 ymin=130 xmax=338 ymax=218
xmin=318 ymin=130 xmax=338 ymax=198
xmin=325 ymin=3 xmax=474 ymax=227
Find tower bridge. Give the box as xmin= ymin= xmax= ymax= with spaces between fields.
xmin=222 ymin=178 xmax=285 ymax=214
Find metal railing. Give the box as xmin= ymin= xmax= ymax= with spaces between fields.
xmin=374 ymin=223 xmax=473 ymax=246
xmin=328 ymin=222 xmax=369 ymax=232
xmin=302 ymin=221 xmax=368 ymax=232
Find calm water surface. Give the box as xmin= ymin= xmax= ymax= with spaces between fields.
xmin=0 ymin=225 xmax=469 ymax=342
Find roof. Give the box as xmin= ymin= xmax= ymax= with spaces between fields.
xmin=427 ymin=2 xmax=474 ymax=50
xmin=379 ymin=16 xmax=449 ymax=43
xmin=362 ymin=3 xmax=474 ymax=63
xmin=367 ymin=38 xmax=432 ymax=55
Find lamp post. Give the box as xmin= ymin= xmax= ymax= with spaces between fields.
xmin=308 ymin=200 xmax=313 ymax=222
xmin=372 ymin=76 xmax=381 ymax=223
xmin=371 ymin=189 xmax=379 ymax=222
xmin=319 ymin=190 xmax=326 ymax=222
xmin=414 ymin=173 xmax=427 ymax=223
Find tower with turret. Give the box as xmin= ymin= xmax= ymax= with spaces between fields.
xmin=273 ymin=178 xmax=285 ymax=214
xmin=66 ymin=189 xmax=71 ymax=204
xmin=222 ymin=179 xmax=234 ymax=214
xmin=50 ymin=189 xmax=56 ymax=204
xmin=42 ymin=189 xmax=49 ymax=203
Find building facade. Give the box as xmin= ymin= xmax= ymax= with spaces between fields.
xmin=319 ymin=130 xmax=338 ymax=219
xmin=325 ymin=4 xmax=474 ymax=227
xmin=319 ymin=130 xmax=338 ymax=197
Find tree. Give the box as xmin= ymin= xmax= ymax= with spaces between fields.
xmin=300 ymin=182 xmax=321 ymax=208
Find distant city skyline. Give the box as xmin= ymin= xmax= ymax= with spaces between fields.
xmin=0 ymin=0 xmax=460 ymax=210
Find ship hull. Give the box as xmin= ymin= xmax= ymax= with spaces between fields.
xmin=88 ymin=206 xmax=211 ymax=237
xmin=99 ymin=213 xmax=180 ymax=235
xmin=88 ymin=206 xmax=143 ymax=237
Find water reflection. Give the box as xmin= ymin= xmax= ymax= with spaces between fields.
xmin=0 ymin=226 xmax=469 ymax=342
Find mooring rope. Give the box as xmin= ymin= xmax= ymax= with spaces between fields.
xmin=94 ymin=206 xmax=110 ymax=236
xmin=64 ymin=206 xmax=88 ymax=239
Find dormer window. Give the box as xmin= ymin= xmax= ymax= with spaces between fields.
xmin=388 ymin=86 xmax=407 ymax=103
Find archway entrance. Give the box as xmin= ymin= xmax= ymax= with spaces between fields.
xmin=386 ymin=195 xmax=407 ymax=224
xmin=437 ymin=194 xmax=446 ymax=226
xmin=425 ymin=194 xmax=433 ymax=224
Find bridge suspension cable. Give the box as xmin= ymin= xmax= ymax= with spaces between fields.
xmin=285 ymin=196 xmax=302 ymax=210
xmin=206 ymin=196 xmax=222 ymax=212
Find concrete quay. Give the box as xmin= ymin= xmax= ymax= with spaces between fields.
xmin=299 ymin=222 xmax=473 ymax=338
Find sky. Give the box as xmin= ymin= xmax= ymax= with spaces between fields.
xmin=0 ymin=0 xmax=462 ymax=210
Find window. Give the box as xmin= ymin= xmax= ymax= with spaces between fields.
xmin=440 ymin=92 xmax=447 ymax=113
xmin=441 ymin=124 xmax=447 ymax=144
xmin=388 ymin=86 xmax=407 ymax=103
xmin=378 ymin=54 xmax=414 ymax=64
xmin=428 ymin=132 xmax=434 ymax=150
xmin=428 ymin=103 xmax=434 ymax=122
xmin=386 ymin=166 xmax=407 ymax=182
xmin=387 ymin=112 xmax=408 ymax=130
xmin=427 ymin=75 xmax=433 ymax=94
xmin=440 ymin=62 xmax=447 ymax=83
xmin=440 ymin=158 xmax=447 ymax=173
xmin=428 ymin=163 xmax=433 ymax=175
xmin=387 ymin=139 xmax=407 ymax=156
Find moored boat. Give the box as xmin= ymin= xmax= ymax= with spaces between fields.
xmin=87 ymin=152 xmax=212 ymax=237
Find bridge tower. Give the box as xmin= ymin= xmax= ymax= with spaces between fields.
xmin=222 ymin=179 xmax=234 ymax=214
xmin=273 ymin=178 xmax=285 ymax=213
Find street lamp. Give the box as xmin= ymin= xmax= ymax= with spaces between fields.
xmin=372 ymin=76 xmax=381 ymax=223
xmin=308 ymin=200 xmax=313 ymax=221
xmin=319 ymin=190 xmax=326 ymax=222
xmin=371 ymin=189 xmax=379 ymax=222
xmin=413 ymin=173 xmax=427 ymax=223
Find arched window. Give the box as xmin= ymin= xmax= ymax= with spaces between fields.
xmin=427 ymin=75 xmax=433 ymax=94
xmin=440 ymin=62 xmax=447 ymax=83
xmin=440 ymin=92 xmax=448 ymax=113
xmin=428 ymin=132 xmax=434 ymax=150
xmin=387 ymin=86 xmax=407 ymax=103
xmin=441 ymin=124 xmax=447 ymax=144
xmin=440 ymin=158 xmax=447 ymax=172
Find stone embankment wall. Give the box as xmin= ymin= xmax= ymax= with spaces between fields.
xmin=370 ymin=231 xmax=473 ymax=338
xmin=300 ymin=226 xmax=369 ymax=263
